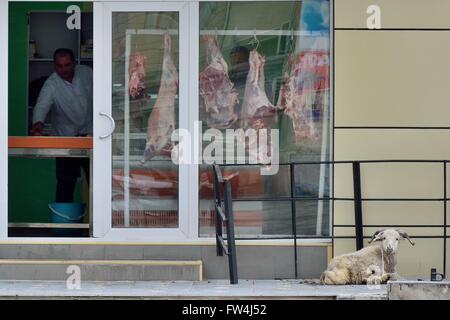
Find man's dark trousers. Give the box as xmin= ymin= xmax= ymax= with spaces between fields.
xmin=55 ymin=157 xmax=90 ymax=203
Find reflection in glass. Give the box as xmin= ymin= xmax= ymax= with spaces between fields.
xmin=111 ymin=12 xmax=179 ymax=228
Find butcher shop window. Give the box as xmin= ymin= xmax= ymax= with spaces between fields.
xmin=111 ymin=12 xmax=180 ymax=228
xmin=198 ymin=1 xmax=331 ymax=238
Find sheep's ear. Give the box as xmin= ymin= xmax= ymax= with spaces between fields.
xmin=396 ymin=229 xmax=416 ymax=246
xmin=368 ymin=229 xmax=385 ymax=244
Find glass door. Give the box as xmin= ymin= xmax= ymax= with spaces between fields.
xmin=93 ymin=1 xmax=190 ymax=240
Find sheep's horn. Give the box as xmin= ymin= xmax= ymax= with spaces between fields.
xmin=397 ymin=229 xmax=415 ymax=246
xmin=368 ymin=229 xmax=385 ymax=244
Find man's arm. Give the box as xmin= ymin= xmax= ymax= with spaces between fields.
xmin=30 ymin=80 xmax=53 ymax=135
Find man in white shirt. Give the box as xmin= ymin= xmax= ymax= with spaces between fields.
xmin=30 ymin=48 xmax=93 ymax=203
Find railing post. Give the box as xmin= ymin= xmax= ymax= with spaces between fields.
xmin=224 ymin=180 xmax=238 ymax=284
xmin=213 ymin=165 xmax=223 ymax=256
xmin=353 ymin=161 xmax=364 ymax=250
xmin=444 ymin=161 xmax=447 ymax=278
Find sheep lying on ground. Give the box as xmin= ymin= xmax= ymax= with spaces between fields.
xmin=320 ymin=229 xmax=415 ymax=285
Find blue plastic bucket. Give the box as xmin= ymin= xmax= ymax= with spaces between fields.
xmin=49 ymin=203 xmax=86 ymax=236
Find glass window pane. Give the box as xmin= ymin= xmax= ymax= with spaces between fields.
xmin=296 ymin=200 xmax=330 ymax=236
xmin=199 ymin=1 xmax=331 ymax=238
xmin=111 ymin=12 xmax=179 ymax=228
xmin=200 ymin=200 xmax=293 ymax=238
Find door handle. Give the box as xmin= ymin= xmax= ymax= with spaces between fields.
xmin=99 ymin=112 xmax=116 ymax=139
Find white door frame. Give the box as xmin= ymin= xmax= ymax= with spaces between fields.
xmin=94 ymin=1 xmax=196 ymax=241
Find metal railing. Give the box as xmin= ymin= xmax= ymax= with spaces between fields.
xmin=213 ymin=164 xmax=238 ymax=284
xmin=213 ymin=160 xmax=450 ymax=281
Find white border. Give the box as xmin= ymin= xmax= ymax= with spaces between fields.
xmin=329 ymin=0 xmax=334 ymax=242
xmin=93 ymin=1 xmax=110 ymax=237
xmin=0 ymin=238 xmax=331 ymax=245
xmin=187 ymin=1 xmax=200 ymax=239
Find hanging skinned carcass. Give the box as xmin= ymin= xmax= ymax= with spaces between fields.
xmin=240 ymin=50 xmax=277 ymax=162
xmin=240 ymin=50 xmax=277 ymax=129
xmin=277 ymin=50 xmax=329 ymax=144
xmin=128 ymin=52 xmax=148 ymax=100
xmin=200 ymin=35 xmax=239 ymax=129
xmin=141 ymin=33 xmax=178 ymax=163
xmin=128 ymin=51 xmax=150 ymax=130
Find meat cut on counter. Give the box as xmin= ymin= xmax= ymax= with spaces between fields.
xmin=277 ymin=51 xmax=329 ymax=144
xmin=141 ymin=33 xmax=178 ymax=163
xmin=200 ymin=35 xmax=239 ymax=129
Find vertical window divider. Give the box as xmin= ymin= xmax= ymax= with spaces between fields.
xmin=188 ymin=0 xmax=200 ymax=240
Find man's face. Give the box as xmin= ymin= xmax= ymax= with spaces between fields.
xmin=54 ymin=54 xmax=75 ymax=82
xmin=230 ymin=51 xmax=249 ymax=69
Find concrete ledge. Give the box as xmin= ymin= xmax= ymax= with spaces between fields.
xmin=0 ymin=280 xmax=387 ymax=300
xmin=388 ymin=281 xmax=450 ymax=300
xmin=0 ymin=260 xmax=202 ymax=281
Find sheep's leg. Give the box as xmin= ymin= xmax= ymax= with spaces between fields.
xmin=383 ymin=272 xmax=401 ymax=282
xmin=320 ymin=269 xmax=350 ymax=285
xmin=366 ymin=273 xmax=400 ymax=285
xmin=366 ymin=275 xmax=383 ymax=285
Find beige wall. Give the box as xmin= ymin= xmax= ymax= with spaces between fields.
xmin=334 ymin=0 xmax=450 ymax=277
xmin=335 ymin=0 xmax=450 ymax=29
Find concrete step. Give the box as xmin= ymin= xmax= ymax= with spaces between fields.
xmin=0 ymin=242 xmax=329 ymax=279
xmin=0 ymin=243 xmax=206 ymax=260
xmin=0 ymin=260 xmax=203 ymax=281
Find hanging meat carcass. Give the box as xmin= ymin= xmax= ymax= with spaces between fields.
xmin=277 ymin=51 xmax=329 ymax=144
xmin=240 ymin=50 xmax=277 ymax=162
xmin=200 ymin=35 xmax=239 ymax=129
xmin=128 ymin=52 xmax=150 ymax=131
xmin=128 ymin=52 xmax=148 ymax=100
xmin=141 ymin=33 xmax=178 ymax=163
xmin=240 ymin=50 xmax=277 ymax=129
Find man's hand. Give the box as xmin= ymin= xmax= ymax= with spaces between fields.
xmin=30 ymin=122 xmax=44 ymax=136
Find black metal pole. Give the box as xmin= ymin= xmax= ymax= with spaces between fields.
xmin=353 ymin=162 xmax=364 ymax=250
xmin=290 ymin=164 xmax=298 ymax=279
xmin=444 ymin=162 xmax=447 ymax=278
xmin=213 ymin=165 xmax=223 ymax=256
xmin=224 ymin=180 xmax=238 ymax=284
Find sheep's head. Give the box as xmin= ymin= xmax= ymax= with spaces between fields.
xmin=368 ymin=229 xmax=415 ymax=254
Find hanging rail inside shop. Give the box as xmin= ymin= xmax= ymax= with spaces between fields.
xmin=213 ymin=164 xmax=238 ymax=284
xmin=124 ymin=29 xmax=329 ymax=37
xmin=200 ymin=30 xmax=329 ymax=36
